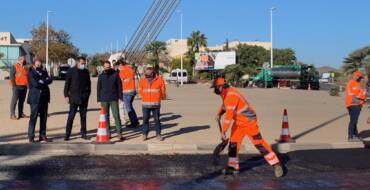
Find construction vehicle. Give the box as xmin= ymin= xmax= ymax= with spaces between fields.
xmin=253 ymin=64 xmax=320 ymax=90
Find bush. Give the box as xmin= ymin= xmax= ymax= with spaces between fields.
xmin=329 ymin=86 xmax=340 ymax=96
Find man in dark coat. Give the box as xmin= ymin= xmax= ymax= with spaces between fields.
xmin=27 ymin=59 xmax=52 ymax=143
xmin=97 ymin=61 xmax=124 ymax=141
xmin=64 ymin=56 xmax=91 ymax=141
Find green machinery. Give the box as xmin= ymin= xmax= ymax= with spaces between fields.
xmin=252 ymin=64 xmax=320 ymax=90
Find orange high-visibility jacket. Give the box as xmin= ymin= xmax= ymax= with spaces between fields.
xmin=11 ymin=63 xmax=28 ymax=86
xmin=138 ymin=75 xmax=166 ymax=108
xmin=345 ymin=79 xmax=366 ymax=107
xmin=220 ymin=87 xmax=257 ymax=132
xmin=119 ymin=65 xmax=136 ymax=94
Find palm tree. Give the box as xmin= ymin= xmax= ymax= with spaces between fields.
xmin=187 ymin=30 xmax=207 ymax=78
xmin=343 ymin=46 xmax=370 ymax=76
xmin=145 ymin=40 xmax=167 ymax=72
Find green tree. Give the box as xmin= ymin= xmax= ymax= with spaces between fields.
xmin=236 ymin=44 xmax=269 ymax=74
xmin=342 ymin=46 xmax=370 ymax=76
xmin=144 ymin=40 xmax=167 ymax=72
xmin=272 ymin=48 xmax=297 ymax=65
xmin=29 ymin=22 xmax=79 ymax=63
xmin=187 ymin=30 xmax=207 ymax=77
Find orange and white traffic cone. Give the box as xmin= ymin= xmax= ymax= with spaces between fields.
xmin=277 ymin=109 xmax=295 ymax=143
xmin=95 ymin=107 xmax=111 ymax=143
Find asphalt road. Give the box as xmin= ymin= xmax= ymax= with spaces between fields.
xmin=0 ymin=148 xmax=370 ymax=189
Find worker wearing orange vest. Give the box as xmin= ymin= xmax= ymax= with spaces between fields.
xmin=138 ymin=65 xmax=166 ymax=141
xmin=345 ymin=71 xmax=366 ymax=142
xmin=213 ymin=77 xmax=283 ymax=178
xmin=9 ymin=56 xmax=29 ymax=120
xmin=118 ymin=59 xmax=139 ymax=128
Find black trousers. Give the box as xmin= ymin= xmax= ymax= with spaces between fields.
xmin=65 ymin=103 xmax=88 ymax=138
xmin=10 ymin=86 xmax=27 ymax=116
xmin=28 ymin=101 xmax=48 ymax=140
xmin=348 ymin=105 xmax=361 ymax=138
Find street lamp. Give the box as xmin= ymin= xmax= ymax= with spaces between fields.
xmin=270 ymin=7 xmax=276 ymax=68
xmin=177 ymin=10 xmax=183 ymax=85
xmin=46 ymin=10 xmax=55 ymax=74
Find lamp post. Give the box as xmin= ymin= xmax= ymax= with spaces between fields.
xmin=177 ymin=10 xmax=183 ymax=85
xmin=46 ymin=10 xmax=54 ymax=74
xmin=270 ymin=7 xmax=276 ymax=68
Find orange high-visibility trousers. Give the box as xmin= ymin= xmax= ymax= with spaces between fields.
xmin=228 ymin=121 xmax=280 ymax=170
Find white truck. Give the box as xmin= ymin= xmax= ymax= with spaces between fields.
xmin=169 ymin=69 xmax=188 ymax=84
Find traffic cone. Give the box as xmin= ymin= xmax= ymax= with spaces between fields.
xmin=277 ymin=109 xmax=295 ymax=143
xmin=308 ymin=83 xmax=311 ymax=90
xmin=95 ymin=107 xmax=112 ymax=143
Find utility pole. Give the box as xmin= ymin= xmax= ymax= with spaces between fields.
xmin=177 ymin=10 xmax=183 ymax=85
xmin=270 ymin=7 xmax=276 ymax=68
xmin=46 ymin=10 xmax=54 ymax=74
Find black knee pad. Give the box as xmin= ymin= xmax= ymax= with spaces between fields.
xmin=228 ymin=142 xmax=237 ymax=157
xmin=255 ymin=144 xmax=269 ymax=155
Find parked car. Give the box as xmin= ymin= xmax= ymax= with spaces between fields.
xmin=58 ymin=64 xmax=70 ymax=80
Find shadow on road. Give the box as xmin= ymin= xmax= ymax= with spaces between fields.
xmin=48 ymin=108 xmax=101 ymax=117
xmin=291 ymin=113 xmax=348 ymax=140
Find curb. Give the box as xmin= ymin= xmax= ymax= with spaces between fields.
xmin=0 ymin=142 xmax=367 ymax=156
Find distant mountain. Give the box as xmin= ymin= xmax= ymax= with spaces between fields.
xmin=317 ymin=66 xmax=339 ymax=74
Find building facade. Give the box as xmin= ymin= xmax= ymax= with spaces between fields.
xmin=0 ymin=32 xmax=32 ymax=67
xmin=165 ymin=39 xmax=271 ymax=58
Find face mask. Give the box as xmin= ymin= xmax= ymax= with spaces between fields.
xmin=79 ymin=64 xmax=85 ymax=70
xmin=214 ymin=88 xmax=222 ymax=95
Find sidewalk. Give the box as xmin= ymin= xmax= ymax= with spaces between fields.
xmin=0 ymin=80 xmax=369 ymax=155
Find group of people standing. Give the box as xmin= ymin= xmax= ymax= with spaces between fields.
xmin=9 ymin=56 xmax=166 ymax=143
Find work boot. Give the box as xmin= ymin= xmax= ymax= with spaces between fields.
xmin=142 ymin=134 xmax=148 ymax=141
xmin=127 ymin=123 xmax=140 ymax=128
xmin=29 ymin=138 xmax=35 ymax=143
xmin=10 ymin=115 xmax=18 ymax=120
xmin=64 ymin=136 xmax=70 ymax=141
xmin=156 ymin=134 xmax=164 ymax=141
xmin=39 ymin=136 xmax=52 ymax=143
xmin=273 ymin=164 xmax=284 ymax=178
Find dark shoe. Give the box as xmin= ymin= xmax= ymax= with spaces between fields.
xmin=127 ymin=123 xmax=140 ymax=128
xmin=64 ymin=136 xmax=70 ymax=141
xmin=222 ymin=167 xmax=239 ymax=176
xmin=81 ymin=134 xmax=90 ymax=140
xmin=156 ymin=134 xmax=164 ymax=141
xmin=117 ymin=134 xmax=125 ymax=142
xmin=10 ymin=115 xmax=18 ymax=120
xmin=18 ymin=113 xmax=29 ymax=119
xmin=348 ymin=137 xmax=362 ymax=142
xmin=142 ymin=134 xmax=148 ymax=141
xmin=39 ymin=136 xmax=52 ymax=143
xmin=29 ymin=139 xmax=35 ymax=143
xmin=273 ymin=164 xmax=284 ymax=178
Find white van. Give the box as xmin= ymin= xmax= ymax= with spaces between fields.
xmin=170 ymin=69 xmax=188 ymax=84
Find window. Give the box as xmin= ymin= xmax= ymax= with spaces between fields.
xmin=182 ymin=72 xmax=187 ymax=77
xmin=171 ymin=72 xmax=177 ymax=77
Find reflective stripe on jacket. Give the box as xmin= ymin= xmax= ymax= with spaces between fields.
xmin=138 ymin=75 xmax=166 ymax=108
xmin=221 ymin=87 xmax=257 ymax=132
xmin=345 ymin=80 xmax=365 ymax=107
xmin=119 ymin=65 xmax=136 ymax=94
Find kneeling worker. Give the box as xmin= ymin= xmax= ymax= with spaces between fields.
xmin=212 ymin=77 xmax=283 ymax=177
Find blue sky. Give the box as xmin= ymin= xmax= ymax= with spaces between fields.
xmin=1 ymin=0 xmax=370 ymax=68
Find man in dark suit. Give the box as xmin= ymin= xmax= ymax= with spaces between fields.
xmin=27 ymin=59 xmax=52 ymax=143
xmin=64 ymin=56 xmax=91 ymax=141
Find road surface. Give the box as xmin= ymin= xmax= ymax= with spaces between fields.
xmin=0 ymin=148 xmax=369 ymax=189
